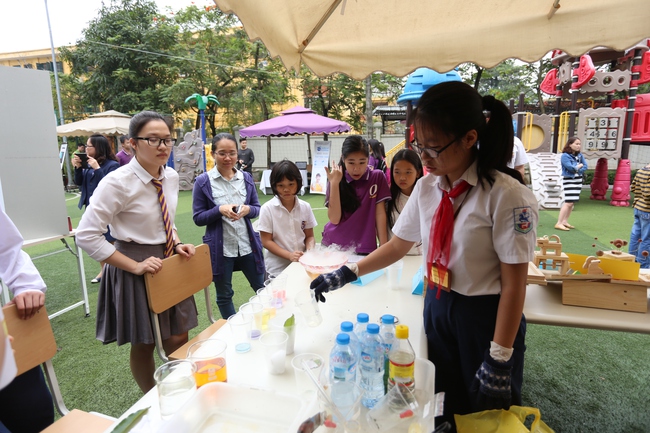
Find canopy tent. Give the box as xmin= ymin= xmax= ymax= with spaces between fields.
xmin=213 ymin=0 xmax=650 ymax=80
xmin=56 ymin=110 xmax=130 ymax=137
xmin=239 ymin=106 xmax=351 ymax=166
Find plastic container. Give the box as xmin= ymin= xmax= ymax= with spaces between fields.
xmin=359 ymin=323 xmax=385 ymax=409
xmin=329 ymin=333 xmax=357 ymax=383
xmin=159 ymin=381 xmax=308 ymax=433
xmin=340 ymin=321 xmax=361 ymax=361
xmin=351 ymin=269 xmax=384 ymax=286
xmin=379 ymin=315 xmax=396 ymax=389
xmin=353 ymin=313 xmax=369 ymax=341
xmin=387 ymin=325 xmax=416 ymax=394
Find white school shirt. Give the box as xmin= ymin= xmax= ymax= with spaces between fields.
xmin=76 ymin=157 xmax=179 ymax=262
xmin=0 ymin=208 xmax=46 ymax=390
xmin=392 ymin=162 xmax=538 ymax=296
xmin=508 ymin=137 xmax=529 ymax=169
xmin=257 ymin=196 xmax=318 ymax=277
xmin=388 ymin=192 xmax=423 ymax=256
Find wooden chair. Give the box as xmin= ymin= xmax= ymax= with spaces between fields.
xmin=3 ymin=304 xmax=114 ymax=432
xmin=144 ymin=243 xmax=226 ymax=362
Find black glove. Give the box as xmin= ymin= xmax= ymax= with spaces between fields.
xmin=469 ymin=349 xmax=513 ymax=412
xmin=309 ymin=266 xmax=357 ymax=302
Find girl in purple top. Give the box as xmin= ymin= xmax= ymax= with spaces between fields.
xmin=322 ymin=135 xmax=391 ymax=254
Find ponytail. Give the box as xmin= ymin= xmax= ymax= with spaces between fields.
xmin=479 ymin=95 xmax=524 ymax=185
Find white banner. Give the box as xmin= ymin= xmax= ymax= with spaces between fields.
xmin=310 ymin=141 xmax=330 ymax=195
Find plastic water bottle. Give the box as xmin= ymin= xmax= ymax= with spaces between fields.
xmin=354 ymin=312 xmax=369 ymax=341
xmin=329 ymin=333 xmax=357 ymax=383
xmin=340 ymin=321 xmax=361 ymax=362
xmin=379 ymin=314 xmax=396 ymax=389
xmin=387 ymin=324 xmax=416 ymax=394
xmin=329 ymin=333 xmax=358 ymax=421
xmin=359 ymin=323 xmax=385 ymax=408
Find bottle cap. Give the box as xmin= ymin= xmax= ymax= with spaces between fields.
xmin=381 ymin=314 xmax=394 ymax=325
xmin=336 ymin=333 xmax=350 ymax=345
xmin=367 ymin=323 xmax=380 ymax=334
xmin=357 ymin=313 xmax=369 ymax=323
xmin=340 ymin=321 xmax=354 ymax=332
xmin=395 ymin=324 xmax=409 ymax=339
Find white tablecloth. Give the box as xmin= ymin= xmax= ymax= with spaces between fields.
xmin=106 ymin=257 xmax=650 ymax=431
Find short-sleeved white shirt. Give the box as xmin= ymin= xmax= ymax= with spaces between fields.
xmin=392 ymin=162 xmax=538 ymax=296
xmin=508 ymin=137 xmax=529 ymax=169
xmin=258 ymin=196 xmax=318 ymax=277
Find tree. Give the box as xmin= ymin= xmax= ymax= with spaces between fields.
xmin=61 ymin=0 xmax=180 ymax=114
xmin=458 ymin=59 xmax=552 ymax=109
xmin=161 ymin=5 xmax=295 ymax=134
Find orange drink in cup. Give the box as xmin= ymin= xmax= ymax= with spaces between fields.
xmin=187 ymin=339 xmax=228 ymax=387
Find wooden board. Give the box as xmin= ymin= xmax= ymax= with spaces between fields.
xmin=3 ymin=305 xmax=57 ymax=376
xmin=527 ymin=262 xmax=547 ymax=285
xmin=562 ymin=280 xmax=648 ymax=313
xmin=41 ymin=409 xmax=114 ymax=433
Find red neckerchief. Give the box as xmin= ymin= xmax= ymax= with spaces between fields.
xmin=427 ymin=179 xmax=471 ymax=299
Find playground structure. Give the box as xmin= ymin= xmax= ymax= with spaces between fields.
xmin=519 ymin=39 xmax=650 ymax=208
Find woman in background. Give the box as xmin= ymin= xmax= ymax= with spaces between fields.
xmin=192 ymin=133 xmax=265 ymax=319
xmin=72 ymin=134 xmax=120 ymax=283
xmin=555 ymin=137 xmax=587 ymax=231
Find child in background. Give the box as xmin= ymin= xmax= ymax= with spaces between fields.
xmin=322 ymin=135 xmax=391 ymax=254
xmin=386 ymin=149 xmax=424 ymax=255
xmin=368 ymin=138 xmax=387 ymax=174
xmin=258 ymin=160 xmax=318 ymax=277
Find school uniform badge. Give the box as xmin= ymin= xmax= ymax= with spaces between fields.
xmin=514 ymin=207 xmax=533 ymax=233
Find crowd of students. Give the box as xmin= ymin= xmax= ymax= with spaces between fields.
xmin=0 ymin=81 xmax=537 ymax=431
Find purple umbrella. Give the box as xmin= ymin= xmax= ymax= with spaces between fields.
xmin=239 ymin=106 xmax=351 ymax=166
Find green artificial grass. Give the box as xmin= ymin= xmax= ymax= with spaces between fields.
xmin=21 ymin=189 xmax=650 ymax=431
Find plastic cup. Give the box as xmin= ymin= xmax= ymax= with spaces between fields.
xmin=295 ymin=289 xmax=323 ymax=327
xmin=250 ymin=293 xmax=276 ymax=325
xmin=320 ymin=380 xmax=364 ymax=423
xmin=239 ymin=301 xmax=264 ymax=339
xmin=386 ymin=259 xmax=404 ymax=290
xmin=291 ymin=353 xmax=324 ymax=397
xmin=153 ymin=359 xmax=197 ymax=418
xmin=259 ymin=330 xmax=288 ymax=375
xmin=227 ymin=312 xmax=253 ymax=354
xmin=186 ymin=339 xmax=227 ymax=387
xmin=366 ymin=383 xmax=420 ymax=432
xmin=263 ymin=275 xmax=287 ymax=308
xmin=269 ymin=312 xmax=296 ymax=355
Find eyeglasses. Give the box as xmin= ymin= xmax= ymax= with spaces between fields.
xmin=412 ymin=136 xmax=457 ymax=158
xmin=216 ymin=152 xmax=238 ymax=158
xmin=134 ymin=137 xmax=175 ymax=147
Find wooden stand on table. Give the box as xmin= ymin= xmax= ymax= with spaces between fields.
xmin=534 ymin=235 xmax=570 ymax=275
xmin=562 ymin=279 xmax=648 ymax=313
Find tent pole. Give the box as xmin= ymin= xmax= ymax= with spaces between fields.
xmin=307 ymin=135 xmax=312 ymax=165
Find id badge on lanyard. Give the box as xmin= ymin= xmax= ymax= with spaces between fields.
xmin=425 ymin=262 xmax=450 ymax=300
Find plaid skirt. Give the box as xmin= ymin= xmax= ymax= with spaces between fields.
xmin=96 ymin=241 xmax=198 ymax=346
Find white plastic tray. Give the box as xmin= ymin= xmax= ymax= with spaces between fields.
xmin=159 ymin=382 xmax=308 ymax=433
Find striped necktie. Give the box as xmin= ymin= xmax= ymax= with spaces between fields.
xmin=151 ymin=179 xmax=175 ymax=258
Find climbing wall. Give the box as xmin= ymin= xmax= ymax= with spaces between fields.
xmin=528 ymin=152 xmax=563 ymax=209
xmin=175 ymin=130 xmax=205 ymax=191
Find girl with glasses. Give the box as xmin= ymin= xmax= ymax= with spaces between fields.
xmin=192 ymin=133 xmax=265 ymax=319
xmin=311 ymin=82 xmax=538 ymax=428
xmin=76 ymin=111 xmax=198 ymax=393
